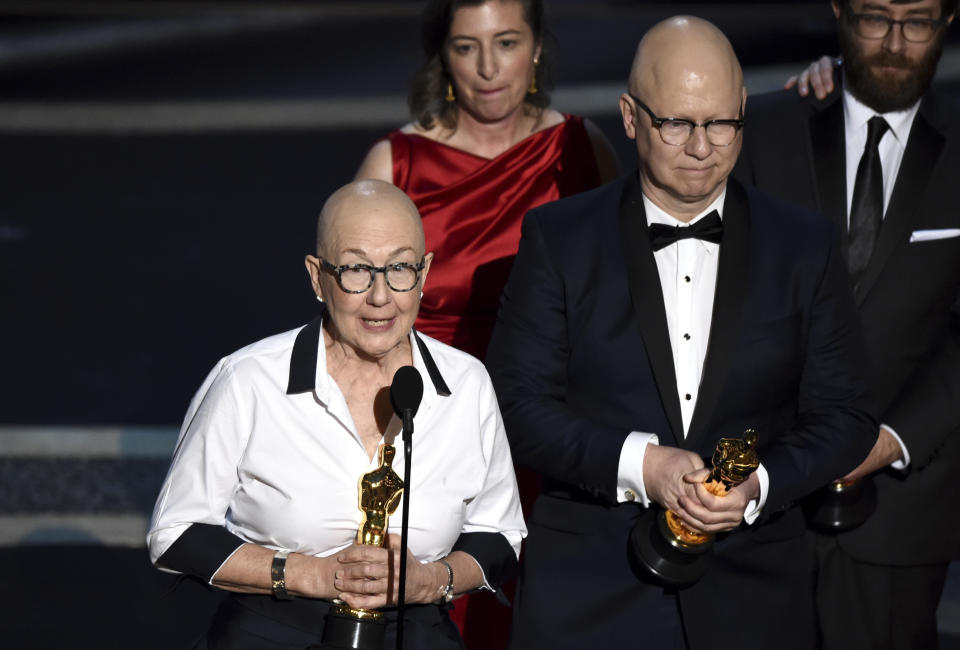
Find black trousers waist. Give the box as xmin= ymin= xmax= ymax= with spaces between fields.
xmin=200 ymin=593 xmax=464 ymax=650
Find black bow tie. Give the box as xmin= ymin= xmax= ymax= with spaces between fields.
xmin=648 ymin=210 xmax=724 ymax=251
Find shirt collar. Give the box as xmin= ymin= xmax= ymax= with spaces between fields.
xmin=842 ymin=87 xmax=920 ymax=146
xmin=286 ymin=310 xmax=452 ymax=403
xmin=642 ymin=189 xmax=726 ymax=228
xmin=642 ymin=189 xmax=726 ymax=256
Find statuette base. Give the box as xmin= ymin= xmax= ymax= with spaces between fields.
xmin=315 ymin=604 xmax=386 ymax=650
xmin=804 ymin=477 xmax=877 ymax=533
xmin=630 ymin=508 xmax=712 ymax=587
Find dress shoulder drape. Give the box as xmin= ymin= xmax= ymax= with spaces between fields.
xmin=390 ymin=114 xmax=602 ymax=359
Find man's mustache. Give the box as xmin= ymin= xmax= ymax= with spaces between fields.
xmin=865 ymin=53 xmax=912 ymax=69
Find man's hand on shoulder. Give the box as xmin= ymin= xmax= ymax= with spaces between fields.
xmin=841 ymin=426 xmax=904 ymax=482
xmin=784 ymin=55 xmax=837 ymax=101
xmin=642 ymin=444 xmax=705 ymax=514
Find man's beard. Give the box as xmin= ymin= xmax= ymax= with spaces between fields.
xmin=839 ymin=19 xmax=944 ymax=112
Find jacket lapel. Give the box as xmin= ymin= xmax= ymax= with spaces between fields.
xmin=617 ymin=174 xmax=683 ymax=447
xmin=685 ymin=179 xmax=751 ymax=450
xmin=854 ymin=95 xmax=946 ymax=303
xmin=809 ymin=93 xmax=848 ymax=240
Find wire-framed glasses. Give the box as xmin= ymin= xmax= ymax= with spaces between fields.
xmin=628 ymin=93 xmax=744 ymax=147
xmin=844 ymin=8 xmax=946 ymax=43
xmin=320 ymin=257 xmax=426 ymax=294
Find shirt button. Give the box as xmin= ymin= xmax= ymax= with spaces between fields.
xmin=685 ymin=393 xmax=692 ymax=400
xmin=684 ymin=275 xmax=691 ymax=283
xmin=625 ymin=490 xmax=636 ymax=502
xmin=683 ymin=333 xmax=691 ymax=340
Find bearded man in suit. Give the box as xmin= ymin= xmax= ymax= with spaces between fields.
xmin=735 ymin=1 xmax=960 ymax=648
xmin=485 ymin=15 xmax=876 ymax=650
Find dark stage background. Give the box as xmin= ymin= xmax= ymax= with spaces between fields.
xmin=0 ymin=1 xmax=957 ymax=647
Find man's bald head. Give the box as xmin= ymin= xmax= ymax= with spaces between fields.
xmin=316 ymin=179 xmax=424 ymax=257
xmin=628 ymin=16 xmax=743 ymax=105
xmin=619 ymin=16 xmax=745 ymax=221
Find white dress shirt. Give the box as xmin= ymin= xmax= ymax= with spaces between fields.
xmin=842 ymin=89 xmax=916 ymax=470
xmin=615 ymin=189 xmax=769 ymax=523
xmin=842 ymin=90 xmax=920 ymax=220
xmin=147 ymin=320 xmax=526 ymax=585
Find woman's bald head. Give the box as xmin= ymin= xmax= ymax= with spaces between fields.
xmin=316 ymin=180 xmax=425 ymax=258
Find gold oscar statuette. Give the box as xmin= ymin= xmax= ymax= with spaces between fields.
xmin=630 ymin=429 xmax=760 ymax=586
xmin=664 ymin=429 xmax=760 ymax=548
xmin=317 ymin=444 xmax=404 ymax=650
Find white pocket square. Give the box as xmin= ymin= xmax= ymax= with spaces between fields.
xmin=909 ymin=228 xmax=960 ymax=242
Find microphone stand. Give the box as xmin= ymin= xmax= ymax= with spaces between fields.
xmin=395 ymin=408 xmax=414 ymax=650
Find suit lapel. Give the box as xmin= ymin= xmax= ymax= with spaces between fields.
xmin=809 ymin=94 xmax=848 ymax=240
xmin=617 ymin=175 xmax=683 ymax=447
xmin=685 ymin=180 xmax=751 ymax=450
xmin=855 ymin=97 xmax=946 ymax=303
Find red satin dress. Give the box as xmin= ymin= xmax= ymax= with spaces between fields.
xmin=390 ymin=114 xmax=602 ymax=649
xmin=392 ymin=114 xmax=602 ymax=361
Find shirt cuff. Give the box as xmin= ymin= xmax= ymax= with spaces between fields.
xmin=616 ymin=431 xmax=659 ymax=507
xmin=155 ymin=522 xmax=246 ymax=582
xmin=742 ymin=463 xmax=769 ymax=525
xmin=881 ymin=423 xmax=910 ymax=470
xmin=451 ymin=531 xmax=517 ymax=602
xmin=458 ymin=551 xmax=508 ymax=605
xmin=458 ymin=554 xmax=490 ymax=591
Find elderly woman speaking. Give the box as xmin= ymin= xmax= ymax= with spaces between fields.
xmin=147 ymin=180 xmax=525 ymax=649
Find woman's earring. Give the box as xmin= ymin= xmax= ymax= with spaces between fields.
xmin=316 ymin=295 xmax=324 ymax=303
xmin=420 ymin=290 xmax=424 ymax=300
xmin=445 ymin=82 xmax=456 ymax=103
xmin=528 ymin=57 xmax=539 ymax=95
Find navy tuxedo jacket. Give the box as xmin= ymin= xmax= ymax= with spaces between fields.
xmin=736 ymin=85 xmax=960 ymax=566
xmin=486 ymin=174 xmax=876 ymax=650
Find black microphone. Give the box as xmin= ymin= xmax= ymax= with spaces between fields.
xmin=390 ymin=365 xmax=423 ymax=439
xmin=390 ymin=365 xmax=423 ymax=650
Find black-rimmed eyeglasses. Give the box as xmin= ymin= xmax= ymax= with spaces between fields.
xmin=320 ymin=258 xmax=426 ymax=294
xmin=628 ymin=93 xmax=744 ymax=147
xmin=843 ymin=7 xmax=947 ymax=43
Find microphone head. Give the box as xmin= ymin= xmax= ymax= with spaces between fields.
xmin=390 ymin=365 xmax=424 ymax=418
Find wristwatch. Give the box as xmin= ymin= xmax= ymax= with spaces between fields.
xmin=271 ymin=550 xmax=293 ymax=601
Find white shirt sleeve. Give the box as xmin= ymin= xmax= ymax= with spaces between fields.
xmin=742 ymin=463 xmax=769 ymax=525
xmin=881 ymin=423 xmax=911 ymax=470
xmin=147 ymin=360 xmax=250 ymax=567
xmin=458 ymin=374 xmax=527 ymax=590
xmin=616 ymin=431 xmax=659 ymax=507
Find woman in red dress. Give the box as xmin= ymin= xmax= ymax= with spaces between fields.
xmin=355 ymin=0 xmax=619 ymax=646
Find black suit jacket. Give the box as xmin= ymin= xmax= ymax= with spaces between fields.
xmin=735 ymin=84 xmax=960 ymax=565
xmin=486 ymin=174 xmax=876 ymax=650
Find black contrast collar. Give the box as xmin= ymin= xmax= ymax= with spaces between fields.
xmin=286 ymin=307 xmax=451 ymax=397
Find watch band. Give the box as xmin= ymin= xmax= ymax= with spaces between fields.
xmin=271 ymin=550 xmax=293 ymax=601
xmin=438 ymin=558 xmax=454 ymax=604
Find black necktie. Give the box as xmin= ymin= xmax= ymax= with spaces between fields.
xmin=648 ymin=210 xmax=723 ymax=251
xmin=848 ymin=116 xmax=889 ymax=284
